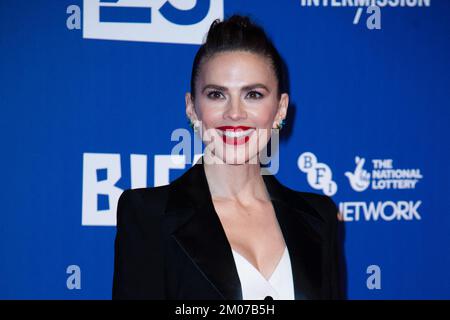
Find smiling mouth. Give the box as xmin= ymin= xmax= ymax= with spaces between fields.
xmin=216 ymin=126 xmax=256 ymax=145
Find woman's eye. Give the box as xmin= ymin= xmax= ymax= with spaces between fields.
xmin=246 ymin=91 xmax=263 ymax=99
xmin=207 ymin=91 xmax=224 ymax=100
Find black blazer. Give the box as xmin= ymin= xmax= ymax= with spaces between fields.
xmin=112 ymin=159 xmax=344 ymax=300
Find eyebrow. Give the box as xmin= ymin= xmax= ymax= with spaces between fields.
xmin=201 ymin=83 xmax=270 ymax=93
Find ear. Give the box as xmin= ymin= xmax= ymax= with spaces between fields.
xmin=185 ymin=92 xmax=199 ymax=122
xmin=272 ymin=93 xmax=289 ymax=128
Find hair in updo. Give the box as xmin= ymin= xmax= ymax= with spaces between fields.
xmin=190 ymin=14 xmax=287 ymax=99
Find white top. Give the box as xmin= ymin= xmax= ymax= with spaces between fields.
xmin=231 ymin=247 xmax=295 ymax=300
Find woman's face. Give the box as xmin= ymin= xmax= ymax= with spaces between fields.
xmin=186 ymin=50 xmax=289 ymax=165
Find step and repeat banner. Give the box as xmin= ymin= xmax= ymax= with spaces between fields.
xmin=1 ymin=0 xmax=449 ymax=299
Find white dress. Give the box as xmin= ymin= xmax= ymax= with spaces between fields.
xmin=231 ymin=247 xmax=295 ymax=300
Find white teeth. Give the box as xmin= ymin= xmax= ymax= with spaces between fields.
xmin=221 ymin=129 xmax=255 ymax=138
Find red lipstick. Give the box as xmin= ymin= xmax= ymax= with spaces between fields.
xmin=216 ymin=126 xmax=256 ymax=146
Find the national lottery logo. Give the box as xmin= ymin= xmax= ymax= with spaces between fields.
xmin=345 ymin=156 xmax=423 ymax=192
xmin=82 ymin=0 xmax=224 ymax=44
xmin=344 ymin=156 xmax=371 ymax=192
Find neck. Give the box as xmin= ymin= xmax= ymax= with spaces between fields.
xmin=202 ymin=155 xmax=270 ymax=204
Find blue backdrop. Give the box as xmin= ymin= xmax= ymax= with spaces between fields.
xmin=1 ymin=0 xmax=449 ymax=299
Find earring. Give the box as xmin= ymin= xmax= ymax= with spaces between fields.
xmin=276 ymin=119 xmax=286 ymax=130
xmin=188 ymin=119 xmax=199 ymax=132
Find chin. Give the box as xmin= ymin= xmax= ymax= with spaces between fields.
xmin=212 ymin=147 xmax=262 ymax=165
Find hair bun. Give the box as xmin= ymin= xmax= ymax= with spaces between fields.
xmin=211 ymin=18 xmax=221 ymax=28
xmin=228 ymin=15 xmax=250 ymax=28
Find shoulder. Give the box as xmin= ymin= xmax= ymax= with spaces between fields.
xmin=116 ymin=185 xmax=171 ymax=229
xmin=118 ymin=185 xmax=170 ymax=213
xmin=290 ymin=188 xmax=339 ymax=224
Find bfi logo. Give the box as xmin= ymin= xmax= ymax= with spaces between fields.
xmin=297 ymin=152 xmax=338 ymax=196
xmin=81 ymin=153 xmax=202 ymax=226
xmin=83 ymin=0 xmax=224 ymax=44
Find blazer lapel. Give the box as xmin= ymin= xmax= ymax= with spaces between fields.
xmin=164 ymin=158 xmax=325 ymax=300
xmin=262 ymin=173 xmax=324 ymax=300
xmin=164 ymin=159 xmax=242 ymax=300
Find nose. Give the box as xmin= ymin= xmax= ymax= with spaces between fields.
xmin=223 ymin=97 xmax=247 ymax=121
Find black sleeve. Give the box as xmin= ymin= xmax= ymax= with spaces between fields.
xmin=324 ymin=195 xmax=346 ymax=300
xmin=112 ymin=189 xmax=138 ymax=299
xmin=112 ymin=189 xmax=165 ymax=300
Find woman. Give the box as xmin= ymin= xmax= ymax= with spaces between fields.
xmin=112 ymin=15 xmax=343 ymax=300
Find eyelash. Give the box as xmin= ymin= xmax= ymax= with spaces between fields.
xmin=206 ymin=90 xmax=264 ymax=100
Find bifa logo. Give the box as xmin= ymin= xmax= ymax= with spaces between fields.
xmin=83 ymin=0 xmax=224 ymax=44
xmin=81 ymin=153 xmax=202 ymax=226
xmin=338 ymin=200 xmax=422 ymax=222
